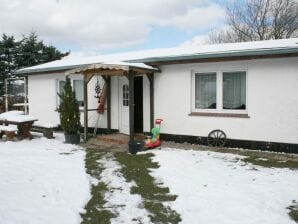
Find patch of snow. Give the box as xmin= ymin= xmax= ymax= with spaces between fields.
xmin=278 ymin=160 xmax=288 ymax=163
xmin=0 ymin=124 xmax=18 ymax=132
xmin=256 ymin=157 xmax=269 ymax=161
xmin=0 ymin=134 xmax=90 ymax=224
xmin=0 ymin=110 xmax=24 ymax=118
xmin=66 ymin=61 xmax=158 ymax=76
xmin=102 ymin=61 xmax=157 ymax=70
xmin=17 ymin=38 xmax=298 ymax=73
xmin=0 ymin=111 xmax=37 ymax=123
xmin=149 ymin=148 xmax=298 ymax=224
xmin=98 ymin=154 xmax=151 ymax=224
xmin=34 ymin=121 xmax=58 ymax=128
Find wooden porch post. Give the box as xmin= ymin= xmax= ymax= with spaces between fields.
xmin=103 ymin=75 xmax=111 ymax=130
xmin=128 ymin=71 xmax=135 ymax=142
xmin=147 ymin=73 xmax=154 ymax=130
xmin=83 ymin=75 xmax=88 ymax=142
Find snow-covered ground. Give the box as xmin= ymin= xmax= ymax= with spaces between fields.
xmin=1 ymin=137 xmax=297 ymax=224
xmin=149 ymin=148 xmax=298 ymax=224
xmin=98 ymin=154 xmax=151 ymax=224
xmin=0 ymin=134 xmax=90 ymax=224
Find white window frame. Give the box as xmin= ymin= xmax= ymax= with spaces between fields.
xmin=221 ymin=69 xmax=248 ymax=114
xmin=56 ymin=79 xmax=66 ymax=108
xmin=122 ymin=84 xmax=129 ymax=107
xmin=191 ymin=69 xmax=248 ymax=114
xmin=72 ymin=79 xmax=84 ymax=108
xmin=56 ymin=78 xmax=85 ymax=109
xmin=191 ymin=71 xmax=218 ymax=112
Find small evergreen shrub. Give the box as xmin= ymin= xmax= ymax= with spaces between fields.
xmin=58 ymin=76 xmax=81 ymax=134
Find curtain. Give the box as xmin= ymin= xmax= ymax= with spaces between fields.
xmin=74 ymin=80 xmax=83 ymax=102
xmin=195 ymin=73 xmax=216 ymax=109
xmin=59 ymin=81 xmax=66 ymax=94
xmin=223 ymin=72 xmax=246 ymax=110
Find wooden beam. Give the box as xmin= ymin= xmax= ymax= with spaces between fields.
xmin=147 ymin=73 xmax=154 ymax=130
xmin=102 ymin=75 xmax=108 ymax=82
xmin=123 ymin=71 xmax=129 ymax=80
xmin=105 ymin=76 xmax=111 ymax=130
xmin=84 ymin=73 xmax=94 ymax=84
xmin=83 ymin=75 xmax=88 ymax=142
xmin=128 ymin=71 xmax=135 ymax=142
xmin=83 ymin=69 xmax=126 ymax=77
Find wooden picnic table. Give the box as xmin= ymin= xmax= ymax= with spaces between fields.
xmin=0 ymin=118 xmax=38 ymax=140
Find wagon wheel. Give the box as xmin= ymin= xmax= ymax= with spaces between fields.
xmin=207 ymin=129 xmax=227 ymax=147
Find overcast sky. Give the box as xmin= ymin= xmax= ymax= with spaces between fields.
xmin=0 ymin=0 xmax=227 ymax=54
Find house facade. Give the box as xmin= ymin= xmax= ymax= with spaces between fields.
xmin=16 ymin=39 xmax=298 ymax=153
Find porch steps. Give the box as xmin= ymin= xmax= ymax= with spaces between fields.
xmin=84 ymin=133 xmax=146 ymax=152
xmin=97 ymin=133 xmax=129 ymax=144
xmin=97 ymin=133 xmax=146 ymax=144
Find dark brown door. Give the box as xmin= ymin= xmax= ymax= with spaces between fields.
xmin=134 ymin=76 xmax=143 ymax=133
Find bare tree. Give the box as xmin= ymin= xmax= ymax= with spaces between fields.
xmin=208 ymin=29 xmax=240 ymax=44
xmin=208 ymin=0 xmax=298 ymax=43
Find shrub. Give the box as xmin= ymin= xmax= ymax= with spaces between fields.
xmin=58 ymin=76 xmax=81 ymax=134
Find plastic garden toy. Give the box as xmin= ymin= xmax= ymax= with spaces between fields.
xmin=144 ymin=119 xmax=163 ymax=149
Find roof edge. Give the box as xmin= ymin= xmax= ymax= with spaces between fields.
xmin=15 ymin=46 xmax=298 ymax=75
xmin=14 ymin=64 xmax=83 ymax=75
xmin=127 ymin=47 xmax=298 ymax=64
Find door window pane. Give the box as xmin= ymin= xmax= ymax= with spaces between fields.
xmin=123 ymin=84 xmax=129 ymax=106
xmin=223 ymin=71 xmax=246 ymax=110
xmin=195 ymin=73 xmax=217 ymax=109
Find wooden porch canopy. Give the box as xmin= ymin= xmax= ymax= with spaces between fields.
xmin=66 ymin=62 xmax=159 ymax=142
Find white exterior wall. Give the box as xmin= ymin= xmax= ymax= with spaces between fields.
xmin=28 ymin=73 xmax=149 ymax=131
xmin=28 ymin=73 xmax=60 ymax=125
xmin=27 ymin=57 xmax=298 ymax=144
xmin=154 ymin=57 xmax=298 ymax=144
xmin=28 ymin=73 xmax=109 ymax=128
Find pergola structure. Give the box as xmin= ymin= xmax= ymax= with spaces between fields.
xmin=66 ymin=62 xmax=159 ymax=143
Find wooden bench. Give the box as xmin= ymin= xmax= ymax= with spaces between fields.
xmin=0 ymin=111 xmax=38 ymax=140
xmin=0 ymin=120 xmax=37 ymax=140
xmin=0 ymin=125 xmax=18 ymax=141
xmin=32 ymin=122 xmax=57 ymax=139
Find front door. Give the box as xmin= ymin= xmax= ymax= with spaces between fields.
xmin=134 ymin=76 xmax=143 ymax=133
xmin=119 ymin=77 xmax=129 ymax=134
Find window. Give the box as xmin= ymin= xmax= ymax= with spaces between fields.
xmin=192 ymin=70 xmax=247 ymax=113
xmin=57 ymin=80 xmax=66 ymax=106
xmin=223 ymin=72 xmax=246 ymax=110
xmin=195 ymin=73 xmax=217 ymax=109
xmin=73 ymin=80 xmax=84 ymax=107
xmin=58 ymin=80 xmax=66 ymax=95
xmin=123 ymin=84 xmax=129 ymax=106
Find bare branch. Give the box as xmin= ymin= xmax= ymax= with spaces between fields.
xmin=208 ymin=0 xmax=298 ymax=44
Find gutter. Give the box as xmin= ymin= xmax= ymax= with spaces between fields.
xmin=126 ymin=47 xmax=298 ymax=64
xmin=14 ymin=64 xmax=84 ymax=75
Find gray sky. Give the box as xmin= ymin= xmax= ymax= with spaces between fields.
xmin=0 ymin=0 xmax=227 ymax=54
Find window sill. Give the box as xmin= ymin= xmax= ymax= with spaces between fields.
xmin=55 ymin=108 xmax=86 ymax=113
xmin=189 ymin=112 xmax=250 ymax=118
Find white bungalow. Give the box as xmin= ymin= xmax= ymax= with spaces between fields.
xmin=15 ymin=38 xmax=298 ymax=153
